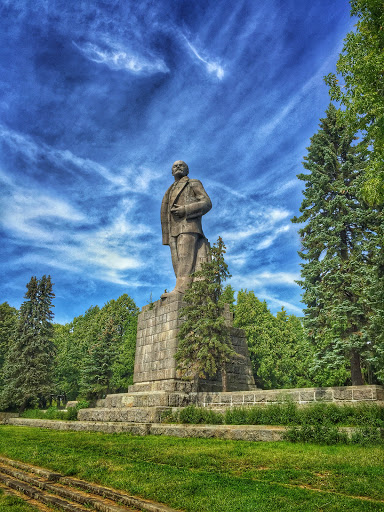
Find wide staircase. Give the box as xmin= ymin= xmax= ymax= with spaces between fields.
xmin=77 ymin=384 xmax=384 ymax=424
xmin=78 ymin=391 xmax=189 ymax=423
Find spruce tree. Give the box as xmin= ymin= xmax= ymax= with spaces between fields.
xmin=80 ymin=316 xmax=119 ymax=400
xmin=364 ymin=227 xmax=384 ymax=383
xmin=0 ymin=276 xmax=55 ymax=411
xmin=175 ymin=237 xmax=235 ymax=391
xmin=292 ymin=104 xmax=381 ymax=385
xmin=0 ymin=302 xmax=18 ymax=389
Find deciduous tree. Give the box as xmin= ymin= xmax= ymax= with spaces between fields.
xmin=234 ymin=291 xmax=312 ymax=389
xmin=54 ymin=294 xmax=138 ymax=400
xmin=325 ymin=0 xmax=384 ymax=204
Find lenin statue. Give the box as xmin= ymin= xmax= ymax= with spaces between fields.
xmin=161 ymin=160 xmax=212 ymax=298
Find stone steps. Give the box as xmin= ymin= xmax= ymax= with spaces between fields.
xmin=75 ymin=385 xmax=384 ymax=424
xmin=0 ymin=456 xmax=177 ymax=512
xmin=78 ymin=406 xmax=170 ymax=423
xmin=4 ymin=417 xmax=288 ymax=440
xmin=98 ymin=391 xmax=190 ymax=409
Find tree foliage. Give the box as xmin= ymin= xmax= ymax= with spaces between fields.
xmin=0 ymin=276 xmax=55 ymax=411
xmin=325 ymin=0 xmax=384 ymax=204
xmin=0 ymin=302 xmax=17 ymax=386
xmin=53 ymin=305 xmax=101 ymax=400
xmin=54 ymin=294 xmax=138 ymax=401
xmin=234 ymin=290 xmax=312 ymax=389
xmin=292 ymin=104 xmax=383 ymax=385
xmin=175 ymin=237 xmax=235 ymax=391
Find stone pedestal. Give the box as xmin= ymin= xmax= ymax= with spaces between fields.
xmin=129 ymin=295 xmax=256 ymax=393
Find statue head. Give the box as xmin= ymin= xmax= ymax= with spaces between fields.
xmin=172 ymin=160 xmax=189 ymax=179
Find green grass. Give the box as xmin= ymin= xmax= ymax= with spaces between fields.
xmin=0 ymin=426 xmax=384 ymax=511
xmin=20 ymin=401 xmax=89 ymax=421
xmin=0 ymin=489 xmax=37 ymax=511
xmin=163 ymin=402 xmax=384 ymax=428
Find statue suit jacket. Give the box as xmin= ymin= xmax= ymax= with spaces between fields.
xmin=161 ymin=176 xmax=212 ymax=245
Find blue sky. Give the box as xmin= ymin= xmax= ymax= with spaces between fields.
xmin=0 ymin=0 xmax=353 ymax=324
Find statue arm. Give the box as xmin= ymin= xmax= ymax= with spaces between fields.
xmin=184 ymin=180 xmax=212 ymax=219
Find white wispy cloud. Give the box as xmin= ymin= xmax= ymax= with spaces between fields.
xmin=229 ymin=271 xmax=302 ymax=315
xmin=183 ymin=36 xmax=224 ymax=80
xmin=221 ymin=207 xmax=291 ymax=242
xmin=256 ymin=224 xmax=290 ymax=250
xmin=257 ymin=46 xmax=343 ymax=141
xmin=257 ymin=293 xmax=303 ymax=315
xmin=73 ymin=40 xmax=169 ymax=75
xmin=0 ymin=124 xmax=163 ymax=194
xmin=0 ymin=158 xmax=154 ymax=286
xmin=232 ymin=270 xmax=299 ymax=289
xmin=1 ymin=184 xmax=86 ymax=241
xmin=272 ymin=179 xmax=300 ymax=197
xmin=0 ymin=124 xmax=123 ymax=188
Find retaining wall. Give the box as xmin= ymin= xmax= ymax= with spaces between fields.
xmin=195 ymin=385 xmax=384 ymax=407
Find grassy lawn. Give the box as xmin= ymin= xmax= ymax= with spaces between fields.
xmin=0 ymin=426 xmax=383 ymax=511
xmin=0 ymin=489 xmax=37 ymax=511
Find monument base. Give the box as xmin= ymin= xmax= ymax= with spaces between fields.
xmin=77 ymin=385 xmax=384 ymax=424
xmin=132 ymin=295 xmax=256 ymax=393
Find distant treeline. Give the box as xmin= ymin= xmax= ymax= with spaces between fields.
xmin=2 ymin=274 xmax=382 ymax=412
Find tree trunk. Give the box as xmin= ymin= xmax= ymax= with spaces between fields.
xmin=192 ymin=373 xmax=199 ymax=393
xmin=350 ymin=349 xmax=364 ymax=385
xmin=221 ymin=365 xmax=227 ymax=392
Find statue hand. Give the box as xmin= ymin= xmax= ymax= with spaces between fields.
xmin=171 ymin=204 xmax=186 ymax=218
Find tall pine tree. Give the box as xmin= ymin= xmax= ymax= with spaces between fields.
xmin=0 ymin=302 xmax=18 ymax=389
xmin=292 ymin=104 xmax=381 ymax=385
xmin=175 ymin=237 xmax=235 ymax=391
xmin=80 ymin=316 xmax=120 ymax=400
xmin=0 ymin=276 xmax=55 ymax=411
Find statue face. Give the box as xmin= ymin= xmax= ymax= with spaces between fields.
xmin=172 ymin=160 xmax=188 ymax=178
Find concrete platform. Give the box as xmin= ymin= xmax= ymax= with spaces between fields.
xmin=78 ymin=406 xmax=170 ymax=423
xmin=3 ymin=418 xmax=379 ymax=443
xmin=78 ymin=385 xmax=384 ymax=424
xmin=3 ymin=417 xmax=287 ymax=441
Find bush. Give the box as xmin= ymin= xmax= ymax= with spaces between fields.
xmin=20 ymin=401 xmax=90 ymax=422
xmin=75 ymin=399 xmax=90 ymax=411
xmin=44 ymin=406 xmax=66 ymax=420
xmin=177 ymin=406 xmax=224 ymax=425
xmin=350 ymin=427 xmax=384 ymax=445
xmin=224 ymin=402 xmax=299 ymax=426
xmin=160 ymin=409 xmax=176 ymax=423
xmin=159 ymin=402 xmax=384 ymax=447
xmin=66 ymin=407 xmax=78 ymax=421
xmin=284 ymin=424 xmax=349 ymax=445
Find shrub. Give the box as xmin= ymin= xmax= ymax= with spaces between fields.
xmin=178 ymin=406 xmax=224 ymax=425
xmin=350 ymin=427 xmax=384 ymax=445
xmin=75 ymin=400 xmax=90 ymax=411
xmin=44 ymin=406 xmax=66 ymax=420
xmin=284 ymin=424 xmax=349 ymax=444
xmin=66 ymin=407 xmax=78 ymax=421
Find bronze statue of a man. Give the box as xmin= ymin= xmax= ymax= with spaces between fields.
xmin=161 ymin=160 xmax=212 ymax=298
